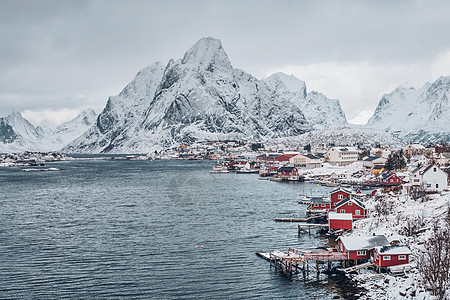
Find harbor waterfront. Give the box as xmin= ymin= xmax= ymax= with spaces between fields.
xmin=0 ymin=158 xmax=363 ymax=299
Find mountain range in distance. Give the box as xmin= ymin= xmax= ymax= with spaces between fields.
xmin=1 ymin=37 xmax=450 ymax=153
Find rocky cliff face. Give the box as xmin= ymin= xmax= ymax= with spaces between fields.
xmin=0 ymin=118 xmax=19 ymax=144
xmin=64 ymin=37 xmax=352 ymax=153
xmin=366 ymin=76 xmax=450 ymax=143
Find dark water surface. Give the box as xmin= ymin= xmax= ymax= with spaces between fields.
xmin=0 ymin=159 xmax=360 ymax=299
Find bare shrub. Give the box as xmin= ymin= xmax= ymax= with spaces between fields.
xmin=399 ymin=216 xmax=421 ymax=236
xmin=418 ymin=214 xmax=450 ymax=299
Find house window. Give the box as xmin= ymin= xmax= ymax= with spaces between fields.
xmin=340 ymin=209 xmax=345 ymax=213
xmin=357 ymin=251 xmax=366 ymax=256
xmin=390 ymin=179 xmax=393 ymax=182
xmin=340 ymin=243 xmax=343 ymax=251
xmin=426 ymin=183 xmax=431 ymax=188
xmin=399 ymin=255 xmax=406 ymax=260
xmin=383 ymin=256 xmax=391 ymax=260
xmin=355 ymin=210 xmax=361 ymax=215
xmin=321 ymin=204 xmax=326 ymax=207
xmin=436 ymin=184 xmax=439 ymax=188
xmin=338 ymin=195 xmax=343 ymax=199
xmin=414 ymin=179 xmax=419 ymax=182
xmin=348 ymin=202 xmax=352 ymax=206
xmin=314 ymin=204 xmax=319 ymax=207
xmin=433 ymin=167 xmax=436 ymax=172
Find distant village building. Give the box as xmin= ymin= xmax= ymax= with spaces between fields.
xmin=371 ymin=165 xmax=385 ymax=176
xmin=434 ymin=152 xmax=450 ymax=166
xmin=380 ymin=171 xmax=403 ymax=186
xmin=325 ymin=147 xmax=358 ymax=166
xmin=363 ymin=156 xmax=387 ymax=169
xmin=276 ymin=166 xmax=299 ymax=180
xmin=409 ymin=154 xmax=429 ymax=167
xmin=403 ymin=144 xmax=434 ymax=158
xmin=289 ymin=153 xmax=322 ymax=169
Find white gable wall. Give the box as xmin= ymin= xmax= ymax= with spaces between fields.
xmin=422 ymin=166 xmax=448 ymax=192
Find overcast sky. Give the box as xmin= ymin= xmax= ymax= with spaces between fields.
xmin=2 ymin=0 xmax=450 ymax=128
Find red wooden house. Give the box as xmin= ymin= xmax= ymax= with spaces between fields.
xmin=276 ymin=166 xmax=299 ymax=178
xmin=336 ymin=235 xmax=390 ymax=261
xmin=380 ymin=171 xmax=403 ymax=186
xmin=330 ymin=187 xmax=352 ymax=207
xmin=373 ymin=246 xmax=412 ymax=268
xmin=328 ymin=212 xmax=353 ymax=230
xmin=334 ymin=196 xmax=367 ymax=219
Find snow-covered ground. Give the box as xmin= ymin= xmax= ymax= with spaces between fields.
xmin=348 ymin=190 xmax=450 ymax=299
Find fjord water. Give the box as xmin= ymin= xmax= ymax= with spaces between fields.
xmin=0 ymin=159 xmax=358 ymax=299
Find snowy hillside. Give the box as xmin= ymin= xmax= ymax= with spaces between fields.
xmin=266 ymin=127 xmax=405 ymax=150
xmin=0 ymin=110 xmax=97 ymax=152
xmin=64 ymin=37 xmax=321 ymax=153
xmin=366 ymin=76 xmax=450 ymax=143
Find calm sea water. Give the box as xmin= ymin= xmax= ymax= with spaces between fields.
xmin=0 ymin=159 xmax=362 ymax=299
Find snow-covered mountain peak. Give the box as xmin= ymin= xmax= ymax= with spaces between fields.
xmin=119 ymin=61 xmax=165 ymax=99
xmin=181 ymin=37 xmax=232 ymax=71
xmin=6 ymin=110 xmax=43 ymax=140
xmin=264 ymin=72 xmax=307 ymax=98
xmin=366 ymin=75 xmax=450 ymax=143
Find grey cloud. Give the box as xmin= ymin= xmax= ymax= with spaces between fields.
xmin=1 ymin=0 xmax=450 ymax=120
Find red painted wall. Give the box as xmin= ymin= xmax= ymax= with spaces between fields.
xmin=329 ymin=219 xmax=352 ymax=230
xmin=374 ymin=252 xmax=410 ymax=267
xmin=335 ymin=203 xmax=366 ymax=219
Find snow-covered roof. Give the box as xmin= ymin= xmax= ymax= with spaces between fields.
xmin=334 ymin=147 xmax=358 ymax=152
xmin=364 ymin=156 xmax=383 ymax=162
xmin=374 ymin=246 xmax=412 ymax=255
xmin=338 ymin=235 xmax=389 ymax=251
xmin=310 ymin=197 xmax=330 ymax=204
xmin=328 ymin=212 xmax=353 ymax=220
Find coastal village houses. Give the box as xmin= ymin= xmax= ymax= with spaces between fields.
xmin=325 ymin=147 xmax=358 ymax=166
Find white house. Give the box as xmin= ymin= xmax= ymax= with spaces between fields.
xmin=421 ymin=164 xmax=448 ymax=192
xmin=326 ymin=147 xmax=358 ymax=166
xmin=409 ymin=154 xmax=429 ymax=167
xmin=290 ymin=153 xmax=322 ymax=169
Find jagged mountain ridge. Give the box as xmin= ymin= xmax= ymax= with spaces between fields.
xmin=366 ymin=76 xmax=450 ymax=143
xmin=0 ymin=109 xmax=97 ymax=152
xmin=263 ymin=72 xmax=348 ymax=130
xmin=64 ymin=37 xmax=348 ymax=153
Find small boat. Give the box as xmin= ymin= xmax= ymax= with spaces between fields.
xmin=298 ymin=195 xmax=312 ymax=204
xmin=210 ymin=165 xmax=229 ymax=173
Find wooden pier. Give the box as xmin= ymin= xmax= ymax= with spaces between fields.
xmin=256 ymin=247 xmax=347 ymax=275
xmin=297 ymin=223 xmax=329 ymax=235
